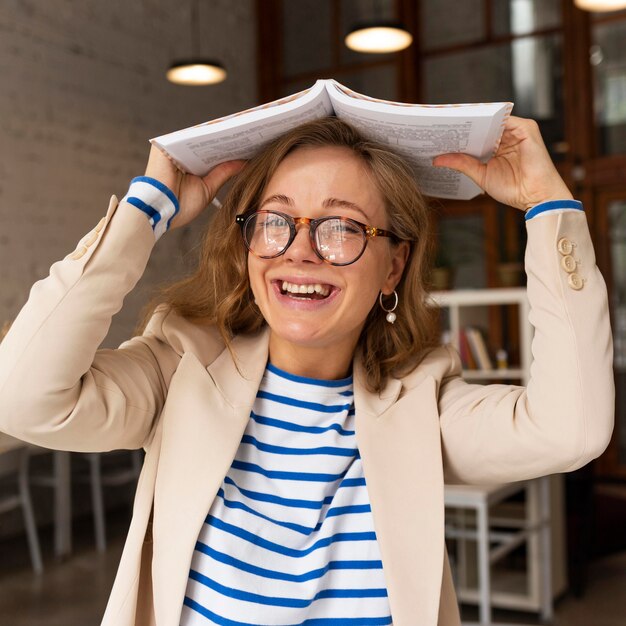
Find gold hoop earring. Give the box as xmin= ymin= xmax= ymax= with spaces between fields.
xmin=379 ymin=290 xmax=398 ymax=324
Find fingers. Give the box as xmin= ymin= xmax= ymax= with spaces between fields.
xmin=433 ymin=153 xmax=486 ymax=189
xmin=144 ymin=144 xmax=184 ymax=191
xmin=202 ymin=160 xmax=247 ymax=199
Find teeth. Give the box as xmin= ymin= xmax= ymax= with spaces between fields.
xmin=280 ymin=280 xmax=331 ymax=297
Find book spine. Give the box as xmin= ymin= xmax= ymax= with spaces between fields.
xmin=459 ymin=329 xmax=477 ymax=369
xmin=466 ymin=328 xmax=493 ymax=370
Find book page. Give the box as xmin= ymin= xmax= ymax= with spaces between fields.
xmin=151 ymin=81 xmax=333 ymax=175
xmin=328 ymin=82 xmax=512 ymax=200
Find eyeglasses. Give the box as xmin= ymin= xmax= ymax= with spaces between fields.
xmin=235 ymin=209 xmax=401 ymax=266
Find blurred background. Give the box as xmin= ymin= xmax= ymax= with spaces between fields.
xmin=0 ymin=1 xmax=625 ymax=624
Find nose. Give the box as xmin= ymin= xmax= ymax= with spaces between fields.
xmin=283 ymin=219 xmax=321 ymax=264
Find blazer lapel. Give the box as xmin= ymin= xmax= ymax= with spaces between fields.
xmin=354 ymin=362 xmax=445 ymax=626
xmin=151 ymin=329 xmax=270 ymax=624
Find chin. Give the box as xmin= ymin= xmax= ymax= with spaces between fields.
xmin=271 ymin=321 xmax=330 ymax=348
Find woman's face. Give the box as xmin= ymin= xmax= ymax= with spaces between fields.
xmin=247 ymin=145 xmax=409 ymax=376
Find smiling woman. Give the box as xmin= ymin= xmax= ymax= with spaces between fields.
xmin=0 ymin=115 xmax=614 ymax=625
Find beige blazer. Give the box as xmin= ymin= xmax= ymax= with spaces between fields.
xmin=0 ymin=197 xmax=614 ymax=626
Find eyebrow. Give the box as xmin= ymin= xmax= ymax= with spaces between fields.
xmin=259 ymin=194 xmax=371 ymax=222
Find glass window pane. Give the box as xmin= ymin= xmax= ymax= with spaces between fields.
xmin=421 ymin=0 xmax=485 ymax=51
xmin=339 ymin=65 xmax=398 ymax=100
xmin=592 ymin=19 xmax=626 ymax=156
xmin=282 ymin=0 xmax=333 ymax=78
xmin=609 ymin=200 xmax=626 ymax=363
xmin=423 ymin=35 xmax=564 ymax=157
xmin=438 ymin=216 xmax=486 ymax=289
xmin=607 ymin=199 xmax=626 ymax=465
xmin=492 ymin=0 xmax=561 ymax=37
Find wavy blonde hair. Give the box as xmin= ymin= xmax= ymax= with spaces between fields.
xmin=137 ymin=117 xmax=439 ymax=392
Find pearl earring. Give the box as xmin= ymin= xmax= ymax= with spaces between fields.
xmin=379 ymin=290 xmax=398 ymax=324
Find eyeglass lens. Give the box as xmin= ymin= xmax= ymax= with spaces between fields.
xmin=244 ymin=212 xmax=366 ymax=264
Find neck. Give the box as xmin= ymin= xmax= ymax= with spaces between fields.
xmin=268 ymin=333 xmax=356 ymax=381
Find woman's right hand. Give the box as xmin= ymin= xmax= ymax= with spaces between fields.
xmin=143 ymin=144 xmax=246 ymax=230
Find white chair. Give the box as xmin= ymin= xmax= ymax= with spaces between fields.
xmin=0 ymin=434 xmax=43 ymax=573
xmin=76 ymin=450 xmax=143 ymax=552
xmin=28 ymin=448 xmax=73 ymax=557
xmin=28 ymin=448 xmax=142 ymax=555
xmin=444 ymin=477 xmax=553 ymax=626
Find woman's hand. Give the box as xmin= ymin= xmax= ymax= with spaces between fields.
xmin=432 ymin=116 xmax=573 ymax=211
xmin=143 ymin=144 xmax=246 ymax=230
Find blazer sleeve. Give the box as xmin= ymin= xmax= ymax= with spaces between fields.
xmin=0 ymin=196 xmax=181 ymax=452
xmin=438 ymin=209 xmax=615 ymax=485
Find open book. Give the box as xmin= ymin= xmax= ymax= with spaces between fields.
xmin=151 ymin=79 xmax=513 ymax=200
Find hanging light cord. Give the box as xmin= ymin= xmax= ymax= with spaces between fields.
xmin=191 ymin=0 xmax=200 ymax=57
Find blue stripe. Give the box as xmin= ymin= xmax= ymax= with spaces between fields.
xmin=216 ymin=487 xmax=371 ymax=535
xmin=256 ymin=390 xmax=352 ymax=413
xmin=250 ymin=411 xmax=355 ymax=436
xmin=183 ymin=597 xmax=392 ymax=626
xmin=124 ymin=196 xmax=161 ymax=225
xmin=525 ymin=199 xmax=583 ymax=220
xmin=341 ymin=477 xmax=366 ymax=487
xmin=266 ymin=362 xmax=353 ymax=388
xmin=194 ymin=540 xmax=382 ymax=582
xmin=188 ymin=568 xmax=387 ymax=607
xmin=130 ymin=175 xmax=180 ymax=211
xmin=217 ymin=487 xmax=319 ymax=534
xmin=205 ymin=514 xmax=377 ymax=557
xmin=230 ymin=459 xmax=349 ymax=482
xmin=240 ymin=434 xmax=358 ymax=458
xmin=223 ymin=475 xmax=364 ymax=511
xmin=326 ymin=503 xmax=370 ymax=517
xmin=196 ymin=543 xmax=381 ymax=582
xmin=223 ymin=476 xmax=332 ymax=510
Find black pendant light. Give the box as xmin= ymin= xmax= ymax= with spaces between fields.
xmin=345 ymin=0 xmax=413 ymax=54
xmin=166 ymin=0 xmax=227 ymax=86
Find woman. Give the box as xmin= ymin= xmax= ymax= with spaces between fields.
xmin=0 ymin=115 xmax=614 ymax=626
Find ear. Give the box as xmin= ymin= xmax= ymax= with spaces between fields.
xmin=381 ymin=241 xmax=410 ymax=295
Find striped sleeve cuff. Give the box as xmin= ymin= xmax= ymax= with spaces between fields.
xmin=525 ymin=199 xmax=584 ymax=221
xmin=122 ymin=176 xmax=180 ymax=241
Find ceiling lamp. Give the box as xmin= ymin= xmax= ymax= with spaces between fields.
xmin=574 ymin=0 xmax=626 ymax=10
xmin=345 ymin=0 xmax=412 ymax=54
xmin=166 ymin=0 xmax=227 ymax=86
xmin=166 ymin=60 xmax=226 ymax=86
xmin=345 ymin=23 xmax=413 ymax=53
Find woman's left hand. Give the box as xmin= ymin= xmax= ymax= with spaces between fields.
xmin=432 ymin=115 xmax=573 ymax=211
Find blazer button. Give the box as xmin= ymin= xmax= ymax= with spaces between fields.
xmin=69 ymin=245 xmax=88 ymax=260
xmin=94 ymin=217 xmax=107 ymax=233
xmin=561 ymin=255 xmax=577 ymax=273
xmin=568 ymin=273 xmax=584 ymax=290
xmin=557 ymin=237 xmax=574 ymax=255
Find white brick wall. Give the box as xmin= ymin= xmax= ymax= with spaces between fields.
xmin=0 ymin=0 xmax=257 ymax=348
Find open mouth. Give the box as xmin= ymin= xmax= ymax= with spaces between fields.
xmin=277 ymin=280 xmax=334 ymax=301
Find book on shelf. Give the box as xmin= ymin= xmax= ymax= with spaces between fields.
xmin=151 ymin=79 xmax=513 ymax=200
xmin=465 ymin=327 xmax=494 ymax=370
xmin=441 ymin=328 xmax=479 ymax=370
xmin=459 ymin=329 xmax=478 ymax=370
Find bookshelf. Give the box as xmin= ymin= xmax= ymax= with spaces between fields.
xmin=430 ymin=287 xmax=532 ymax=384
xmin=430 ymin=287 xmax=567 ymax=622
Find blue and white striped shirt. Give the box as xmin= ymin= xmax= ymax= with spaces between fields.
xmin=179 ymin=363 xmax=392 ymax=626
